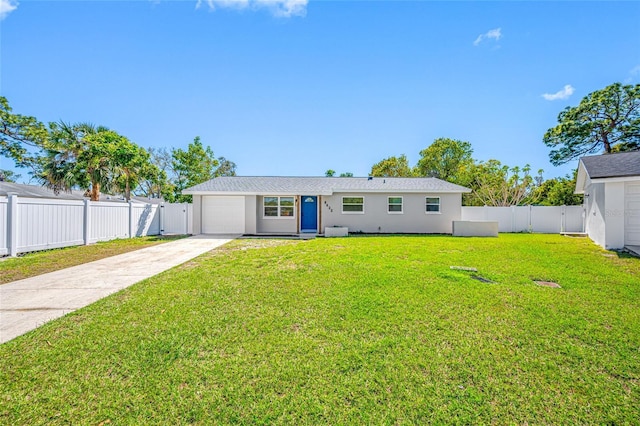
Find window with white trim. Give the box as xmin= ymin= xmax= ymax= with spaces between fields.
xmin=264 ymin=196 xmax=295 ymax=217
xmin=342 ymin=196 xmax=364 ymax=213
xmin=388 ymin=196 xmax=403 ymax=214
xmin=425 ymin=197 xmax=440 ymax=213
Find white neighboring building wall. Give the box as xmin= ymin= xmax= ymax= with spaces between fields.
xmin=581 ymin=177 xmax=640 ymax=249
xmin=576 ymin=152 xmax=640 ymax=250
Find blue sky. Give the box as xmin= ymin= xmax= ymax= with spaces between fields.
xmin=1 ymin=0 xmax=639 ymax=181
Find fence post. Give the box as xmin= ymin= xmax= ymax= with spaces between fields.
xmin=160 ymin=202 xmax=165 ymax=235
xmin=128 ymin=200 xmax=134 ymax=238
xmin=7 ymin=193 xmax=18 ymax=257
xmin=561 ymin=205 xmax=566 ymax=233
xmin=183 ymin=203 xmax=188 ymax=235
xmin=528 ymin=205 xmax=533 ymax=233
xmin=83 ymin=199 xmax=91 ymax=245
xmin=511 ymin=205 xmax=516 ymax=233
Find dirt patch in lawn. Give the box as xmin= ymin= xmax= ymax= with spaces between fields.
xmin=534 ymin=280 xmax=561 ymax=288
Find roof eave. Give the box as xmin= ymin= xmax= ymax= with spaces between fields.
xmin=183 ymin=188 xmax=471 ymax=195
xmin=574 ymin=161 xmax=588 ymax=194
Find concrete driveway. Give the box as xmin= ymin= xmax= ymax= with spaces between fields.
xmin=0 ymin=235 xmax=236 ymax=344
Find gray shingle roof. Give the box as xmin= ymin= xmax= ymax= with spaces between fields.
xmin=183 ymin=176 xmax=471 ymax=195
xmin=0 ymin=182 xmax=86 ymax=200
xmin=0 ymin=182 xmax=150 ymax=203
xmin=580 ymin=151 xmax=640 ymax=179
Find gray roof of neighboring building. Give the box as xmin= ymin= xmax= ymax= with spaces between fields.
xmin=0 ymin=182 xmax=87 ymax=200
xmin=580 ymin=151 xmax=640 ymax=179
xmin=183 ymin=176 xmax=472 ymax=195
xmin=0 ymin=182 xmax=156 ymax=203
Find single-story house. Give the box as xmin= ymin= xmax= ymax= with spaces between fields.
xmin=183 ymin=176 xmax=471 ymax=235
xmin=575 ymin=151 xmax=640 ymax=250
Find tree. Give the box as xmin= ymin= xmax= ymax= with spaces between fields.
xmin=465 ymin=160 xmax=543 ymax=206
xmin=534 ymin=173 xmax=583 ymax=206
xmin=112 ymin=143 xmax=155 ymax=201
xmin=136 ymin=147 xmax=174 ymax=200
xmin=325 ymin=169 xmax=336 ymax=177
xmin=339 ymin=172 xmax=353 ymax=177
xmin=216 ymin=156 xmax=237 ymax=177
xmin=543 ymin=82 xmax=640 ymax=165
xmin=370 ymin=154 xmax=414 ymax=177
xmin=171 ymin=137 xmax=224 ymax=202
xmin=0 ymin=169 xmax=20 ymax=182
xmin=415 ymin=138 xmax=473 ymax=184
xmin=0 ymin=96 xmax=49 ymax=169
xmin=38 ymin=122 xmax=143 ymax=201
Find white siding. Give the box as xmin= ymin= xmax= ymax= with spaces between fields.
xmin=0 ymin=198 xmax=8 ymax=255
xmin=322 ymin=193 xmax=460 ymax=234
xmin=131 ymin=203 xmax=160 ymax=237
xmin=0 ymin=197 xmax=195 ymax=257
xmin=461 ymin=205 xmax=584 ymax=234
xmin=90 ymin=202 xmax=129 ymax=242
xmin=604 ymin=182 xmax=625 ymax=249
xmin=255 ymin=196 xmax=297 ymax=234
xmin=17 ymin=198 xmax=85 ymax=253
xmin=584 ymin=182 xmax=606 ymax=248
xmin=244 ymin=195 xmax=257 ymax=234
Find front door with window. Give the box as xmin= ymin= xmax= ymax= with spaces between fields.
xmin=300 ymin=196 xmax=318 ymax=232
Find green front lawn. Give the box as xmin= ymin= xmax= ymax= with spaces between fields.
xmin=1 ymin=234 xmax=638 ymax=424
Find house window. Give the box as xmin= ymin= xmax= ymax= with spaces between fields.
xmin=426 ymin=197 xmax=440 ymax=213
xmin=388 ymin=197 xmax=403 ymax=214
xmin=264 ymin=196 xmax=295 ymax=218
xmin=342 ymin=196 xmax=364 ymax=214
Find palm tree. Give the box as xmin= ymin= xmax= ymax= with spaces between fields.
xmin=37 ymin=122 xmax=113 ymax=201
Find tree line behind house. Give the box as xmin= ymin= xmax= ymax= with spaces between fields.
xmin=363 ymin=82 xmax=639 ymax=206
xmin=1 ymin=82 xmax=638 ymax=206
xmin=0 ymin=97 xmax=233 ymax=202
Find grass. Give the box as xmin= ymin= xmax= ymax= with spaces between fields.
xmin=0 ymin=235 xmax=186 ymax=284
xmin=1 ymin=234 xmax=639 ymax=424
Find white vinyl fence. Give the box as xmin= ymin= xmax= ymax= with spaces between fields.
xmin=0 ymin=195 xmax=192 ymax=257
xmin=461 ymin=205 xmax=584 ymax=234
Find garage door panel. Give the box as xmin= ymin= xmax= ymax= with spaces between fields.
xmin=628 ymin=214 xmax=640 ymax=226
xmin=202 ymin=196 xmax=245 ymax=234
xmin=626 ymin=183 xmax=640 ymax=245
xmin=626 ymin=184 xmax=640 ymax=195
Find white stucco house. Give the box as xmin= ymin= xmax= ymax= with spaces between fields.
xmin=575 ymin=151 xmax=640 ymax=250
xmin=183 ymin=176 xmax=471 ymax=236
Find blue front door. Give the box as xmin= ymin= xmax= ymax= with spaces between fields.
xmin=301 ymin=196 xmax=318 ymax=232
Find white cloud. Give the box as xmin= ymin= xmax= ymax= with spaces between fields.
xmin=473 ymin=28 xmax=502 ymax=46
xmin=542 ymin=84 xmax=575 ymax=101
xmin=195 ymin=0 xmax=307 ymax=17
xmin=0 ymin=0 xmax=18 ymax=20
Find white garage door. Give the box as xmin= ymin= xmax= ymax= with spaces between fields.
xmin=625 ymin=183 xmax=640 ymax=245
xmin=202 ymin=196 xmax=246 ymax=234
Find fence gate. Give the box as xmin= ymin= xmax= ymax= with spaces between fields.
xmin=161 ymin=203 xmax=192 ymax=235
